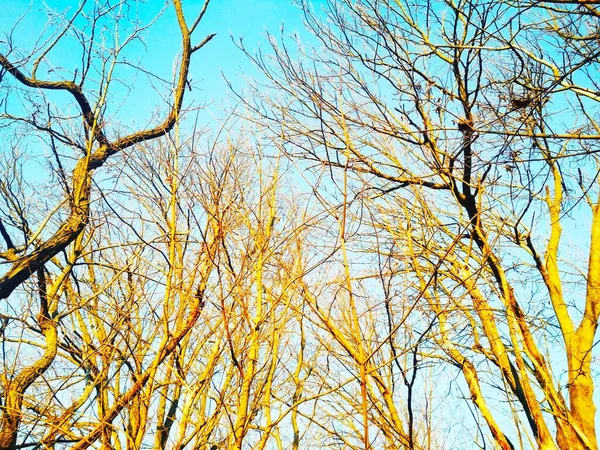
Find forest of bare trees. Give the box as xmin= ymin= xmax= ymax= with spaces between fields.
xmin=1 ymin=0 xmax=599 ymax=449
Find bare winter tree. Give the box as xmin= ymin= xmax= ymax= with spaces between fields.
xmin=0 ymin=0 xmax=217 ymax=300
xmin=4 ymin=0 xmax=600 ymax=448
xmin=0 ymin=1 xmax=215 ymax=448
xmin=239 ymin=0 xmax=600 ymax=448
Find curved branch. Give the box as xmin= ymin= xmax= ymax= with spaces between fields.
xmin=0 ymin=1 xmax=213 ymax=301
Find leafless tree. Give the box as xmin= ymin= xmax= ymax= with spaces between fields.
xmin=0 ymin=1 xmax=215 ymax=448
xmin=239 ymin=0 xmax=600 ymax=448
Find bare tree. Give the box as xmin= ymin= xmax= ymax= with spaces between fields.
xmin=0 ymin=1 xmax=215 ymax=448
xmin=239 ymin=0 xmax=600 ymax=448
xmin=0 ymin=0 xmax=215 ymax=300
xmin=5 ymin=0 xmax=600 ymax=448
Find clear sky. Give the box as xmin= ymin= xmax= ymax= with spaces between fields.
xmin=0 ymin=0 xmax=312 ymax=131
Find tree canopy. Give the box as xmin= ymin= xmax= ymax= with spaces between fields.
xmin=1 ymin=1 xmax=600 ymax=449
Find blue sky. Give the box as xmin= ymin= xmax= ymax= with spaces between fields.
xmin=0 ymin=0 xmax=318 ymax=207
xmin=0 ymin=0 xmax=312 ymax=130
